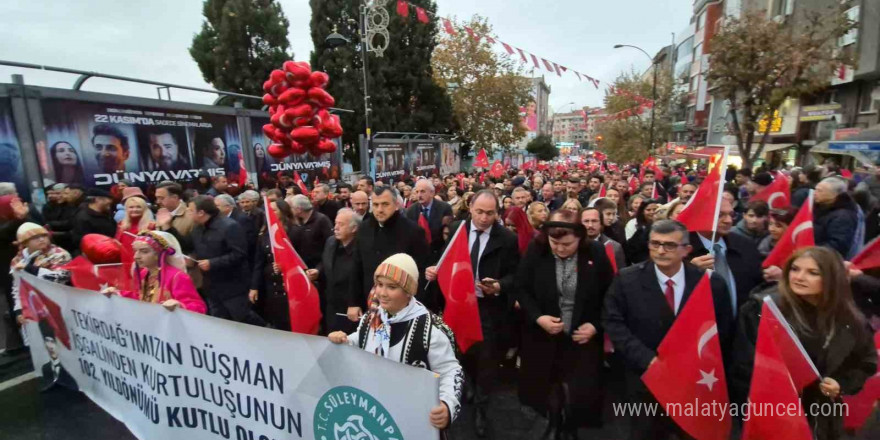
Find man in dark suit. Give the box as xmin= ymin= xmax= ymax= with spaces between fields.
xmin=604 ymin=219 xmax=733 ymax=439
xmin=426 ymin=190 xmax=520 ymax=438
xmin=38 ymin=319 xmax=78 ymax=391
xmin=318 ymin=208 xmax=361 ymax=334
xmin=313 ymin=183 xmax=341 ymax=223
xmin=215 ymin=194 xmax=258 ymax=268
xmin=190 ymin=196 xmax=266 ymax=326
xmin=405 ymin=179 xmax=453 ymax=265
xmin=348 ymin=186 xmax=430 ymax=318
xmin=687 ymin=198 xmax=764 ymax=317
xmin=538 ymin=182 xmax=564 ymax=212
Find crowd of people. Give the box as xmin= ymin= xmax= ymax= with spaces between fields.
xmin=1 ymin=159 xmax=879 ymax=439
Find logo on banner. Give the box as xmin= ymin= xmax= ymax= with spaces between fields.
xmin=314 ymin=386 xmax=402 ymax=440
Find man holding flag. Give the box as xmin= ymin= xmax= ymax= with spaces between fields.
xmin=425 ymin=190 xmax=520 ymax=438
xmin=604 ymin=220 xmax=734 ymax=439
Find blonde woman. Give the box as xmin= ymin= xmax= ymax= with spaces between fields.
xmin=560 ymin=198 xmax=582 ymax=215
xmin=115 ymin=189 xmax=155 ymax=252
xmin=526 ymin=201 xmax=549 ymax=229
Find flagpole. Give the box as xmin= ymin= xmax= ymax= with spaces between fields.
xmin=708 ymin=146 xmax=730 ymax=254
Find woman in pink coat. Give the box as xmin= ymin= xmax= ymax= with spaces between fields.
xmin=102 ymin=230 xmax=206 ymax=314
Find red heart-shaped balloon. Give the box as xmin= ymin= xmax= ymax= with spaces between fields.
xmin=81 ymin=234 xmax=121 ymax=264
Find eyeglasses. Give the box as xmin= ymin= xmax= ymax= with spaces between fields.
xmin=648 ymin=240 xmax=687 ymax=251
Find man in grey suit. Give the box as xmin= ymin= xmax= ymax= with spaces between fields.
xmin=404 ymin=178 xmax=453 ymax=265
xmin=581 ymin=207 xmax=626 ymax=268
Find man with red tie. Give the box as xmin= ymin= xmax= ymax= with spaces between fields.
xmin=603 ymin=220 xmax=734 ymax=439
xmin=405 ymin=179 xmax=452 ymax=265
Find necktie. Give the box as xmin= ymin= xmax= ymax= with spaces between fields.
xmin=471 ymin=229 xmax=483 ymax=279
xmin=664 ymin=279 xmax=676 ymax=314
xmin=713 ymin=242 xmax=736 ymax=315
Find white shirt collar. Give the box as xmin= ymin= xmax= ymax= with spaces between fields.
xmin=654 ymin=263 xmax=685 ymax=287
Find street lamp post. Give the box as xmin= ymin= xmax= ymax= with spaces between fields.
xmin=614 ymin=44 xmax=658 ymax=155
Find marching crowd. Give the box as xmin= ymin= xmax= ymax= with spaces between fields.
xmin=1 ymin=160 xmax=879 ymax=439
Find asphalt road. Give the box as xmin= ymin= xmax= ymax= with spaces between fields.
xmin=1 ymin=355 xmax=877 ymax=440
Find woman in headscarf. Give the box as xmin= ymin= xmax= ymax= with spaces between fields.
xmin=101 ymin=230 xmax=205 ymax=313
xmin=731 ymin=247 xmax=877 ymax=439
xmin=12 ymin=223 xmax=72 ymax=328
xmin=516 ymin=209 xmax=614 ymax=438
xmin=328 ymin=253 xmax=463 ymax=431
xmin=504 ymin=205 xmax=537 ymax=255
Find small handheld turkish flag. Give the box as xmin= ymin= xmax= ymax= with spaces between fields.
xmin=851 ymin=236 xmax=880 ymax=270
xmin=677 ymin=149 xmax=726 ymax=233
xmin=603 ymin=242 xmax=617 ymax=274
xmin=264 ymin=196 xmax=320 ymax=334
xmin=238 ymin=150 xmax=248 ymax=188
xmin=491 ymin=160 xmax=504 ymax=178
xmin=473 ymin=149 xmax=489 ymax=168
xmin=642 ymin=272 xmax=730 ymax=440
xmin=761 ymin=298 xmax=821 ymax=390
xmin=418 ymin=213 xmax=432 ymax=244
xmin=751 ymin=172 xmax=790 ymax=210
xmin=763 ymin=190 xmax=814 ymax=268
xmin=293 ymin=171 xmax=310 ymax=197
xmin=435 ymin=222 xmax=483 ymax=352
xmin=598 ymin=184 xmax=607 ymax=199
xmin=742 ymin=301 xmax=814 ymax=440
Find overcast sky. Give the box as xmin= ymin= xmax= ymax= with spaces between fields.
xmin=0 ymin=0 xmax=692 ymax=111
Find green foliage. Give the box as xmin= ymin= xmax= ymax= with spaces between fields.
xmin=190 ymin=0 xmax=293 ymax=103
xmin=706 ymin=8 xmax=856 ymax=168
xmin=526 ymin=134 xmax=557 ymax=161
xmin=310 ymin=0 xmax=455 ymax=160
xmin=596 ymin=69 xmax=682 ymax=163
xmin=432 ymin=16 xmax=532 ymax=154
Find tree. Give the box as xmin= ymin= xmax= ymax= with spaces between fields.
xmin=596 ymin=69 xmax=682 ymax=163
xmin=432 ymin=16 xmax=532 ymax=154
xmin=310 ymin=0 xmax=455 ymax=155
xmin=706 ymin=8 xmax=856 ymax=169
xmin=527 ymin=134 xmax=557 ymax=161
xmin=190 ymin=0 xmax=293 ymax=102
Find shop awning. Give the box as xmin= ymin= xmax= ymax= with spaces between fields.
xmin=761 ymin=143 xmax=797 ymax=153
xmin=826 ymin=124 xmax=880 ymax=152
xmin=810 ymin=142 xmax=878 ymax=168
xmin=687 ymin=146 xmax=724 ymax=157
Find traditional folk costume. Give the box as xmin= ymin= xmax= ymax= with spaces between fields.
xmin=11 ymin=223 xmax=72 ymax=337
xmin=117 ymin=231 xmax=206 ymax=314
xmin=343 ymin=254 xmax=464 ymax=423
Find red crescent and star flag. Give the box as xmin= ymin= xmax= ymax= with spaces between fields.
xmin=293 ymin=171 xmax=310 ymax=197
xmin=677 ymin=148 xmax=728 ymax=233
xmin=473 ymin=149 xmax=489 ymax=168
xmin=264 ymin=196 xmax=321 ymax=334
xmin=750 ymin=172 xmax=791 ymax=210
xmin=642 ymin=271 xmax=730 ymax=440
xmin=435 ymin=222 xmax=482 ymax=352
xmin=762 ymin=190 xmax=814 ymax=269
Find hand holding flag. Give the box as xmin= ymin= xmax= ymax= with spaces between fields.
xmin=762 ymin=190 xmax=814 ymax=269
xmin=434 ymin=223 xmax=482 ymax=352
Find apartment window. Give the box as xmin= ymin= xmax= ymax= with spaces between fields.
xmin=773 ymin=0 xmax=794 ymax=17
xmin=696 ymin=12 xmax=706 ymax=31
xmin=858 ymin=82 xmax=877 ymax=113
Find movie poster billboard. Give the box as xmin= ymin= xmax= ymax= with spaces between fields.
xmin=408 ymin=142 xmax=439 ymax=178
xmin=249 ymin=117 xmax=341 ymax=189
xmin=39 ymin=100 xmax=241 ymax=189
xmin=439 ymin=142 xmax=460 ymax=176
xmin=0 ymin=98 xmax=29 ymax=200
xmin=372 ymin=142 xmax=408 ymax=183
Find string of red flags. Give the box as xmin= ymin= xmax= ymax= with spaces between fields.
xmin=393 ymin=1 xmax=602 ymax=89
xmin=598 ymin=101 xmax=654 ymax=123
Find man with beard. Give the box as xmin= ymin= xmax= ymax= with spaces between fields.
xmin=313 ymin=184 xmax=340 ymax=223
xmin=143 ymin=129 xmax=189 ymax=171
xmin=335 ymin=183 xmax=352 ymax=208
xmin=91 ymin=124 xmax=130 ymax=174
xmin=581 ymin=207 xmax=626 ymax=269
xmin=70 ymin=188 xmax=117 ymax=255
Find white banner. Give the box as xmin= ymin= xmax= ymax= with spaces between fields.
xmin=18 ymin=272 xmax=439 ymax=440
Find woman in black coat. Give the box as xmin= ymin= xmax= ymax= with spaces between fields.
xmin=249 ymin=199 xmax=297 ymax=331
xmin=515 ymin=209 xmax=615 ymax=439
xmin=730 ymin=247 xmax=877 ymax=440
xmin=624 ymin=198 xmax=660 ymax=264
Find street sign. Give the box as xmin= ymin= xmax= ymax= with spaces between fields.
xmin=828 ymin=142 xmax=880 ymax=151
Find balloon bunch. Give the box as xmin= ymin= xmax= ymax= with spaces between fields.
xmin=261 ymin=61 xmax=343 ymax=159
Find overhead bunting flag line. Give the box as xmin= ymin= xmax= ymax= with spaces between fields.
xmin=393 ymin=1 xmax=602 ymax=88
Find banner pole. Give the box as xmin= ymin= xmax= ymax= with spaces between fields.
xmin=708 ymin=146 xmax=730 ymax=255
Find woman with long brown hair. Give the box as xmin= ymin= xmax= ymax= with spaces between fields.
xmin=731 ymin=247 xmax=877 ymax=439
xmin=516 ymin=209 xmax=615 ymax=438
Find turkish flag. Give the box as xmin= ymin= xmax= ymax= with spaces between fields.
xmin=238 ymin=150 xmax=248 ymax=189
xmin=61 ymin=256 xmax=103 ymax=291
xmin=395 ymin=0 xmax=408 ymax=18
xmin=751 ymin=172 xmax=790 ymax=210
xmin=435 ymin=223 xmax=483 ymax=352
xmin=415 ymin=6 xmax=429 ymax=23
xmin=442 ymin=18 xmax=456 ymax=35
xmin=594 ymin=151 xmax=607 ymax=162
xmin=473 ymin=149 xmax=489 ymax=168
xmin=742 ymin=302 xmax=814 ymax=440
xmin=604 ymin=242 xmax=618 ymax=274
xmin=598 ymin=184 xmax=607 ymax=198
xmin=628 ymin=176 xmax=640 ymax=194
xmin=851 ymin=236 xmax=880 ymax=270
xmin=293 ymin=171 xmax=310 ymax=197
xmin=522 ymin=159 xmax=534 ymax=171
xmin=96 ymin=263 xmax=135 ymax=292
xmin=651 ymin=182 xmax=659 ymax=200
xmin=18 ymin=278 xmax=72 ymax=349
xmin=677 ymin=156 xmax=725 ymax=233
xmin=763 ymin=190 xmax=814 ymax=268
xmin=264 ymin=196 xmax=320 ymax=334
xmin=760 ymin=299 xmax=821 ymax=390
xmin=490 ymin=160 xmax=504 ymax=178
xmin=501 ymin=41 xmax=515 ymax=55
xmin=842 ymin=331 xmax=880 ymax=431
xmin=642 ymin=272 xmax=731 ymax=440
xmin=418 ymin=213 xmax=432 ymax=244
